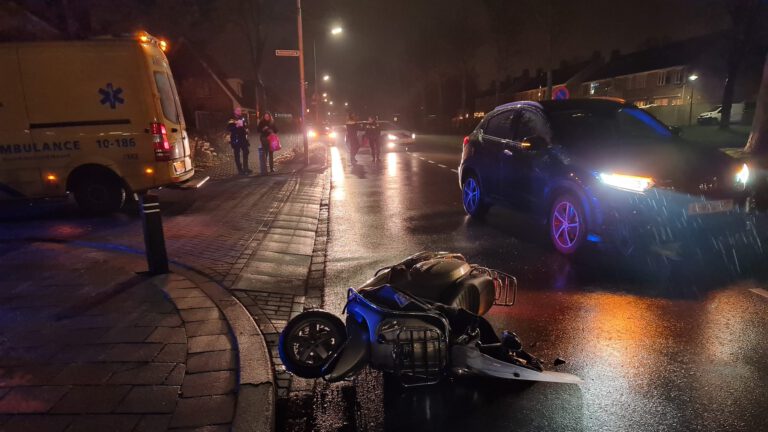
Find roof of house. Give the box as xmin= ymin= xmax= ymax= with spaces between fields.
xmin=584 ymin=32 xmax=727 ymax=82
xmin=174 ymin=38 xmax=253 ymax=111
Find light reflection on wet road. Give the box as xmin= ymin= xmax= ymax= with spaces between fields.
xmin=313 ymin=135 xmax=768 ymax=432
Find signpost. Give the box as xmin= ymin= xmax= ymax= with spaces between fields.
xmin=553 ymin=86 xmax=570 ymax=100
xmin=275 ymin=49 xmax=300 ymax=57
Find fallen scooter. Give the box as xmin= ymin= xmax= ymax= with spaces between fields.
xmin=278 ymin=252 xmax=582 ymax=386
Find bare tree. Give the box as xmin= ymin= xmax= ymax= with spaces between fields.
xmin=720 ymin=0 xmax=763 ymax=129
xmin=744 ymin=53 xmax=768 ymax=154
xmin=482 ymin=0 xmax=520 ymax=105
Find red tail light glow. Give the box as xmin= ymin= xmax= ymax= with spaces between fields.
xmin=151 ymin=122 xmax=173 ymax=161
xmin=463 ymin=136 xmax=470 ymax=146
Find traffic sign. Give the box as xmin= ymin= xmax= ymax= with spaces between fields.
xmin=275 ymin=49 xmax=300 ymax=57
xmin=553 ymin=86 xmax=570 ymax=100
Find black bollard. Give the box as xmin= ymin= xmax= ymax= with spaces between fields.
xmin=139 ymin=193 xmax=169 ymax=275
xmin=258 ymin=147 xmax=268 ymax=176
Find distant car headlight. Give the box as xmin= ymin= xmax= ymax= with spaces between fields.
xmin=308 ymin=129 xmax=317 ymax=138
xmin=411 ymin=133 xmax=416 ymax=139
xmin=387 ymin=134 xmax=398 ymax=140
xmin=329 ymin=131 xmax=337 ymax=139
xmin=735 ymin=163 xmax=750 ymax=185
xmin=599 ymin=172 xmax=654 ymax=192
xmin=387 ymin=142 xmax=396 ymax=149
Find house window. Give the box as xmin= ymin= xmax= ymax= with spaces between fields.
xmin=670 ymin=69 xmax=683 ymax=84
xmin=634 ymin=100 xmax=648 ymax=107
xmin=670 ymin=97 xmax=683 ymax=106
xmin=654 ymin=98 xmax=670 ymax=106
xmin=589 ymin=82 xmax=599 ymax=95
xmin=657 ymin=72 xmax=667 ymax=86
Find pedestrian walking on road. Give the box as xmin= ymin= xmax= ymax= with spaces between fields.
xmin=345 ymin=113 xmax=360 ymax=163
xmin=257 ymin=112 xmax=279 ymax=173
xmin=227 ymin=107 xmax=251 ymax=175
xmin=364 ymin=116 xmax=381 ymax=162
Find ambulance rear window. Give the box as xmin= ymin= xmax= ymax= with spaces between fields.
xmin=154 ymin=72 xmax=180 ymax=123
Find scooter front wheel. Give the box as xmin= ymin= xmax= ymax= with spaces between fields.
xmin=278 ymin=310 xmax=347 ymax=379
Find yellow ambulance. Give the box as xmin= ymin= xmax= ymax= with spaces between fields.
xmin=0 ymin=32 xmax=193 ymax=213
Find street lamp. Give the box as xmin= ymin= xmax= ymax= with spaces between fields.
xmin=344 ymin=102 xmax=348 ymax=107
xmin=688 ymin=73 xmax=699 ymax=126
xmin=322 ymin=92 xmax=327 ymax=98
xmin=323 ymin=74 xmax=330 ymax=81
xmin=312 ymin=26 xmax=343 ymax=124
xmin=329 ymin=101 xmax=334 ymax=105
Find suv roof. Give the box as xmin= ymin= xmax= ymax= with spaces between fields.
xmin=492 ymin=98 xmax=634 ymax=115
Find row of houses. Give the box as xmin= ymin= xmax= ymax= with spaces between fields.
xmin=473 ymin=33 xmax=764 ymax=126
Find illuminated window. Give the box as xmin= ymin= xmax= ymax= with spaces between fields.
xmin=589 ymin=82 xmax=599 ymax=95
xmin=657 ymin=72 xmax=667 ymax=86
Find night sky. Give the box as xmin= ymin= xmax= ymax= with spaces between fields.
xmin=258 ymin=0 xmax=731 ymax=117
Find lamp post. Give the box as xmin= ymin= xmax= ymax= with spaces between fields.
xmin=312 ymin=26 xmax=342 ymax=124
xmin=688 ymin=73 xmax=699 ymax=126
xmin=296 ymin=0 xmax=308 ymax=165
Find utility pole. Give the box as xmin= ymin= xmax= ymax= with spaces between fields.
xmin=314 ymin=40 xmax=320 ymax=125
xmin=297 ymin=0 xmax=309 ymax=165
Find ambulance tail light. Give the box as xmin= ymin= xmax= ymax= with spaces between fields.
xmin=151 ymin=122 xmax=173 ymax=161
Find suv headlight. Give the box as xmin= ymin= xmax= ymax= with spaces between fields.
xmin=387 ymin=134 xmax=398 ymax=140
xmin=599 ymin=172 xmax=654 ymax=192
xmin=736 ymin=163 xmax=750 ymax=185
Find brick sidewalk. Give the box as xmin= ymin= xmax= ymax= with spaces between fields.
xmin=0 ymin=140 xmax=331 ymax=431
xmin=0 ymin=243 xmax=238 ymax=431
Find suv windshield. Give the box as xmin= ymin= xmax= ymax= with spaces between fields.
xmin=548 ymin=107 xmax=672 ymax=146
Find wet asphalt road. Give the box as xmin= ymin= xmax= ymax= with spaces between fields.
xmin=311 ymin=135 xmax=768 ymax=432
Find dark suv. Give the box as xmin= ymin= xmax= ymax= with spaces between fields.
xmin=458 ymin=99 xmax=753 ymax=255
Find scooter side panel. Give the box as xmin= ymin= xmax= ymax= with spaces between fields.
xmin=451 ymin=345 xmax=583 ymax=384
xmin=323 ymin=313 xmax=371 ymax=382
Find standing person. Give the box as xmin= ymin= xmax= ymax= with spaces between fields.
xmin=345 ymin=113 xmax=360 ymax=162
xmin=257 ymin=112 xmax=279 ymax=173
xmin=227 ymin=107 xmax=251 ymax=175
xmin=364 ymin=116 xmax=381 ymax=162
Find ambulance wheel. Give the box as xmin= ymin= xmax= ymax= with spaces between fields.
xmin=72 ymin=170 xmax=126 ymax=214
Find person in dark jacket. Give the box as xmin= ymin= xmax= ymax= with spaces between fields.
xmin=345 ymin=113 xmax=360 ymax=163
xmin=227 ymin=107 xmax=251 ymax=175
xmin=364 ymin=116 xmax=381 ymax=162
xmin=256 ymin=112 xmax=279 ymax=173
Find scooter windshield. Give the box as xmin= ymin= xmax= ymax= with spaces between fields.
xmin=360 ymin=285 xmax=425 ymax=312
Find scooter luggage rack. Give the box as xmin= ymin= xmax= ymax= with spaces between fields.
xmin=393 ymin=326 xmax=446 ymax=387
xmin=471 ymin=267 xmax=517 ymax=306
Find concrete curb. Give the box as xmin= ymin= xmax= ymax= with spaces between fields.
xmin=171 ymin=265 xmax=275 ymax=432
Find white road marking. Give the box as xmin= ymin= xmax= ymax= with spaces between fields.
xmin=451 ymin=169 xmax=459 ymax=173
xmin=749 ymin=288 xmax=768 ymax=299
xmin=428 ymin=160 xmax=435 ymax=164
xmin=438 ymin=164 xmax=447 ymax=168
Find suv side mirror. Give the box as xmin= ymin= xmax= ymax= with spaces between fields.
xmin=521 ymin=135 xmax=548 ymax=151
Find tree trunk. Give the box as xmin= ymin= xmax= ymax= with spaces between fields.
xmin=719 ymin=53 xmax=739 ymax=129
xmin=461 ymin=66 xmax=467 ymax=116
xmin=544 ymin=0 xmax=553 ymax=100
xmin=744 ymin=53 xmax=768 ymax=154
xmin=436 ymin=74 xmax=444 ymax=119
